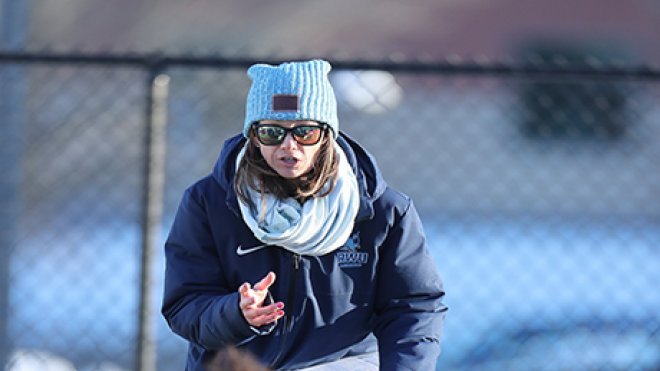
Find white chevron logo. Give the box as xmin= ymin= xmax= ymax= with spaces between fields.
xmin=236 ymin=244 xmax=268 ymax=256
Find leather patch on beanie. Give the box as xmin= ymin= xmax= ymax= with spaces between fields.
xmin=272 ymin=94 xmax=300 ymax=112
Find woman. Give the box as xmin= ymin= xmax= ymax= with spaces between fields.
xmin=162 ymin=59 xmax=446 ymax=370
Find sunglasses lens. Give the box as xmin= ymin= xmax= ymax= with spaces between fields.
xmin=292 ymin=126 xmax=323 ymax=145
xmin=256 ymin=126 xmax=285 ymax=145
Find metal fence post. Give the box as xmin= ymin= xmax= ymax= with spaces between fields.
xmin=0 ymin=69 xmax=21 ymax=370
xmin=136 ymin=70 xmax=169 ymax=371
xmin=1 ymin=0 xmax=29 ymax=368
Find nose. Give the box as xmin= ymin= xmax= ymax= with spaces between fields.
xmin=279 ymin=131 xmax=299 ymax=149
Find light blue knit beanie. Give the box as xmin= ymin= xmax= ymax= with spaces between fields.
xmin=243 ymin=59 xmax=338 ymax=138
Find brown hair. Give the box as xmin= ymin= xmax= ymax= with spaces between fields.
xmin=204 ymin=346 xmax=270 ymax=371
xmin=234 ymin=127 xmax=339 ymax=210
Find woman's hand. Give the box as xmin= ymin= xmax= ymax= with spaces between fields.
xmin=238 ymin=271 xmax=285 ymax=327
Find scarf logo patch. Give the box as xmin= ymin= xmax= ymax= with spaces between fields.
xmin=336 ymin=231 xmax=368 ymax=268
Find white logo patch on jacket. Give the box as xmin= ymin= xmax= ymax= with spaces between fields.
xmin=336 ymin=231 xmax=368 ymax=268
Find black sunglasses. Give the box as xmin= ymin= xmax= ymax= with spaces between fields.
xmin=253 ymin=124 xmax=327 ymax=146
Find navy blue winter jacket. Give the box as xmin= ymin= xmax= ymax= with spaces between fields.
xmin=162 ymin=133 xmax=446 ymax=370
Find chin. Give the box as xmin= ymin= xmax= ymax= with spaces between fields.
xmin=280 ymin=171 xmax=302 ymax=179
xmin=278 ymin=171 xmax=303 ymax=179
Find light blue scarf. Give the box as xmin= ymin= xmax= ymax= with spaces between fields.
xmin=236 ymin=143 xmax=360 ymax=256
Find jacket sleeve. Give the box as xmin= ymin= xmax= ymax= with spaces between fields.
xmin=161 ymin=187 xmax=274 ymax=349
xmin=373 ymin=198 xmax=447 ymax=370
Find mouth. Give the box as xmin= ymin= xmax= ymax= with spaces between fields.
xmin=279 ymin=155 xmax=300 ymax=166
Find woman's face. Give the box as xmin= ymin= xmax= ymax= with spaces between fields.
xmin=253 ymin=120 xmax=326 ymax=179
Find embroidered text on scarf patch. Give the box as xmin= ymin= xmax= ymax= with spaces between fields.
xmin=336 ymin=231 xmax=368 ymax=268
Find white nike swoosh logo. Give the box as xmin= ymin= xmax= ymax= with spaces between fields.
xmin=236 ymin=244 xmax=268 ymax=256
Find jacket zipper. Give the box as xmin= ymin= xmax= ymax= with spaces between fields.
xmin=271 ymin=253 xmax=301 ymax=368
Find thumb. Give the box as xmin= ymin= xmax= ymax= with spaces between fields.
xmin=254 ymin=271 xmax=276 ymax=291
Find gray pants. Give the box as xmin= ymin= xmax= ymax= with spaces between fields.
xmin=298 ymin=352 xmax=379 ymax=370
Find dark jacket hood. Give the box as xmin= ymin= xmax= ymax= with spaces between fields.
xmin=212 ymin=132 xmax=387 ymax=221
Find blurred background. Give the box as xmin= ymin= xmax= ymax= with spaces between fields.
xmin=1 ymin=0 xmax=659 ymax=370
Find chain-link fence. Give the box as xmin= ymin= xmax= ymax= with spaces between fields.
xmin=1 ymin=52 xmax=659 ymax=371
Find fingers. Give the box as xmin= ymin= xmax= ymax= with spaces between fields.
xmin=253 ymin=271 xmax=276 ymax=291
xmin=242 ymin=302 xmax=285 ymax=327
xmin=239 ymin=282 xmax=252 ymax=298
xmin=238 ymin=271 xmax=283 ymax=327
xmin=238 ymin=272 xmax=272 ymax=308
xmin=239 ymin=295 xmax=254 ymax=311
